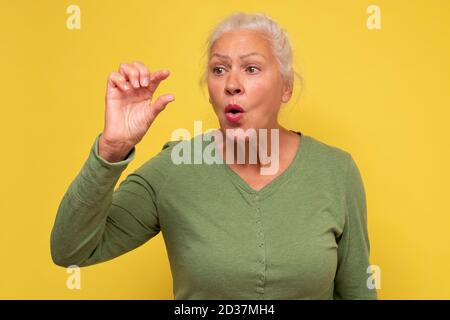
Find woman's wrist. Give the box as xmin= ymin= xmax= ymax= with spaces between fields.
xmin=98 ymin=134 xmax=134 ymax=163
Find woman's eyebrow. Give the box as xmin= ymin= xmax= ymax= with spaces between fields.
xmin=211 ymin=52 xmax=266 ymax=60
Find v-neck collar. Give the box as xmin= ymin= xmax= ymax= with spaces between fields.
xmin=218 ymin=131 xmax=309 ymax=199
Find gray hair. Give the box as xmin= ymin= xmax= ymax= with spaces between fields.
xmin=199 ymin=12 xmax=303 ymax=97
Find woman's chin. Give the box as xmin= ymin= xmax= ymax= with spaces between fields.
xmin=221 ymin=124 xmax=250 ymax=134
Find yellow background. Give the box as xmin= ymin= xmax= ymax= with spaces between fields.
xmin=1 ymin=0 xmax=449 ymax=299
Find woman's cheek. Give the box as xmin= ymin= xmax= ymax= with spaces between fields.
xmin=246 ymin=80 xmax=265 ymax=96
xmin=248 ymin=81 xmax=273 ymax=107
xmin=208 ymin=84 xmax=223 ymax=107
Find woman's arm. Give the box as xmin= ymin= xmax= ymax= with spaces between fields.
xmin=50 ymin=61 xmax=175 ymax=267
xmin=333 ymin=155 xmax=378 ymax=300
xmin=50 ymin=134 xmax=162 ymax=267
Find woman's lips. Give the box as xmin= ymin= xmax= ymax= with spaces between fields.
xmin=225 ymin=104 xmax=245 ymax=124
xmin=225 ymin=112 xmax=244 ymax=123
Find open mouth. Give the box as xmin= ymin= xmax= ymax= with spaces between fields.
xmin=225 ymin=104 xmax=245 ymax=123
xmin=225 ymin=104 xmax=244 ymax=114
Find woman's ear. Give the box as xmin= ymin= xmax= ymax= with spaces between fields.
xmin=281 ymin=73 xmax=295 ymax=103
xmin=281 ymin=83 xmax=293 ymax=103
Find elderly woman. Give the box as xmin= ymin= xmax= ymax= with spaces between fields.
xmin=51 ymin=12 xmax=377 ymax=300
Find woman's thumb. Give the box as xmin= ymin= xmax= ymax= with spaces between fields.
xmin=147 ymin=94 xmax=175 ymax=122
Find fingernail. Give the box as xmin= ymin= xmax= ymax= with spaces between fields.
xmin=142 ymin=78 xmax=149 ymax=86
xmin=134 ymin=80 xmax=140 ymax=87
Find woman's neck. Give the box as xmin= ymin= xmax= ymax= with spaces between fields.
xmin=215 ymin=125 xmax=295 ymax=172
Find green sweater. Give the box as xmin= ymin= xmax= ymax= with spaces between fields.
xmin=50 ymin=130 xmax=377 ymax=300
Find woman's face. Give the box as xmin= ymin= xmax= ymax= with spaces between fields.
xmin=207 ymin=29 xmax=292 ymax=133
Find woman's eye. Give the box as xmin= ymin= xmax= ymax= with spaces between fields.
xmin=246 ymin=66 xmax=259 ymax=74
xmin=212 ymin=67 xmax=225 ymax=75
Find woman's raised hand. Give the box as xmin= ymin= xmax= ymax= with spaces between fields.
xmin=99 ymin=61 xmax=175 ymax=162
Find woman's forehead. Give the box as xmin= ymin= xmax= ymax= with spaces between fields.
xmin=210 ymin=29 xmax=272 ymax=59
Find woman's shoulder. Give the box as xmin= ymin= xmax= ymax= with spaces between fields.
xmin=132 ymin=134 xmax=205 ymax=178
xmin=125 ymin=137 xmax=183 ymax=184
xmin=303 ymin=134 xmax=356 ymax=175
xmin=306 ymin=133 xmax=352 ymax=159
xmin=302 ymin=134 xmax=364 ymax=196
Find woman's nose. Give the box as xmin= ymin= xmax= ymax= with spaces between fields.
xmin=226 ymin=86 xmax=242 ymax=95
xmin=225 ymin=75 xmax=244 ymax=95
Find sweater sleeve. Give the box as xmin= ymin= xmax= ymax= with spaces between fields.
xmin=333 ymin=155 xmax=378 ymax=300
xmin=50 ymin=133 xmax=163 ymax=268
